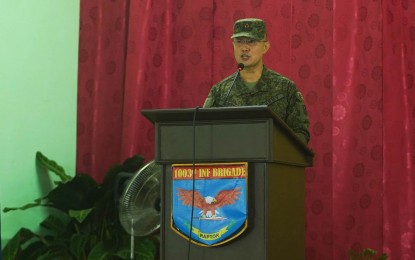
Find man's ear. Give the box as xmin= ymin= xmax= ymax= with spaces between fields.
xmin=263 ymin=41 xmax=270 ymax=54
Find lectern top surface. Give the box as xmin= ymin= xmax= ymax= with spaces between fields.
xmin=142 ymin=105 xmax=278 ymax=122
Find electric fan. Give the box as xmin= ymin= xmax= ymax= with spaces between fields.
xmin=118 ymin=160 xmax=162 ymax=258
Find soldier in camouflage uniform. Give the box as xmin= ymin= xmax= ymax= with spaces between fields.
xmin=203 ymin=18 xmax=310 ymax=143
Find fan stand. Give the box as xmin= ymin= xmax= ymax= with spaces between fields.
xmin=130 ymin=218 xmax=134 ymax=260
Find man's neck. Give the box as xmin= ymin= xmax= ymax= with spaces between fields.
xmin=240 ymin=63 xmax=264 ymax=83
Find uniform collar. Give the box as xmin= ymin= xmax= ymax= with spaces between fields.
xmin=236 ymin=65 xmax=269 ymax=94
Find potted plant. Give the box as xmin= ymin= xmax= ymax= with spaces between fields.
xmin=2 ymin=152 xmax=158 ymax=260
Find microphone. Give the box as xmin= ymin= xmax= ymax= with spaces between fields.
xmin=222 ymin=63 xmax=244 ymax=106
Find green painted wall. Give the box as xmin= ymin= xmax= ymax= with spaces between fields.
xmin=0 ymin=1 xmax=80 ymax=247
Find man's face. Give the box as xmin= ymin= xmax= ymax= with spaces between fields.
xmin=233 ymin=37 xmax=270 ymax=69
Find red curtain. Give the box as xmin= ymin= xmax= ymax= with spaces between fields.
xmin=77 ymin=0 xmax=415 ymax=258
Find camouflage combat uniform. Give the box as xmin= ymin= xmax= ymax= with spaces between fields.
xmin=203 ymin=66 xmax=310 ymax=144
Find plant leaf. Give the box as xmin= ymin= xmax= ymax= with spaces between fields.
xmin=87 ymin=241 xmax=111 ymax=260
xmin=36 ymin=247 xmax=73 ymax=260
xmin=122 ymin=154 xmax=145 ymax=172
xmin=2 ymin=230 xmax=22 ymax=260
xmin=362 ymin=248 xmax=376 ymax=256
xmin=136 ymin=238 xmax=157 ymax=260
xmin=3 ymin=198 xmax=48 ymax=212
xmin=70 ymin=233 xmax=88 ymax=258
xmin=102 ymin=154 xmax=145 ymax=187
xmin=2 ymin=228 xmax=39 ymax=259
xmin=69 ymin=208 xmax=93 ymax=223
xmin=115 ymin=245 xmax=132 ymax=259
xmin=46 ymin=174 xmax=99 ymax=211
xmin=40 ymin=214 xmax=69 ymax=234
xmin=115 ymin=238 xmax=157 ymax=260
xmin=36 ymin=151 xmax=72 ymax=183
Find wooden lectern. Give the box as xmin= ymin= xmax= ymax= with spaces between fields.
xmin=142 ymin=106 xmax=313 ymax=260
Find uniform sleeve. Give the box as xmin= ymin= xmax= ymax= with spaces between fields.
xmin=203 ymin=90 xmax=215 ymax=107
xmin=203 ymin=84 xmax=222 ymax=108
xmin=285 ymin=89 xmax=310 ymax=144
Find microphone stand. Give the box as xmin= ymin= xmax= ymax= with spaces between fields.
xmin=222 ymin=63 xmax=244 ymax=106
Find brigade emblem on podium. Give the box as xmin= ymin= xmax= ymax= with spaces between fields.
xmin=171 ymin=162 xmax=248 ymax=246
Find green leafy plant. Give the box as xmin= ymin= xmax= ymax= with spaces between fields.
xmin=349 ymin=248 xmax=388 ymax=260
xmin=3 ymin=151 xmax=158 ymax=260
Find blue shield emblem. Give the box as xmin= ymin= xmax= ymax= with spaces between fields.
xmin=171 ymin=163 xmax=248 ymax=246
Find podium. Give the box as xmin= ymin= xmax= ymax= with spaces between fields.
xmin=142 ymin=106 xmax=313 ymax=260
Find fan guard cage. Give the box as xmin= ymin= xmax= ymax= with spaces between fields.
xmin=119 ymin=160 xmax=162 ymax=237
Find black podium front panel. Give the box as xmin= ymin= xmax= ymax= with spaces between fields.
xmin=157 ymin=119 xmax=272 ymax=163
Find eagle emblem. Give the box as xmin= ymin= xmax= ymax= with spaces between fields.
xmin=176 ymin=187 xmax=242 ymax=219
